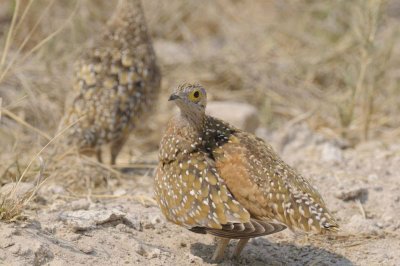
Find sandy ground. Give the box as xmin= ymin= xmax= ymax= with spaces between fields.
xmin=1 ymin=1 xmax=400 ymax=265
xmin=0 ymin=124 xmax=399 ymax=266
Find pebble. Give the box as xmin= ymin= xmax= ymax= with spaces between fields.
xmin=0 ymin=182 xmax=34 ymax=200
xmin=113 ymin=189 xmax=127 ymax=196
xmin=78 ymin=244 xmax=94 ymax=254
xmin=134 ymin=243 xmax=161 ymax=259
xmin=188 ymin=253 xmax=203 ymax=264
xmin=335 ymin=187 xmax=368 ymax=201
xmin=123 ymin=214 xmax=143 ymax=231
xmin=59 ymin=209 xmax=127 ymax=232
xmin=70 ymin=199 xmax=90 ymax=211
xmin=320 ymin=143 xmax=343 ymax=164
xmin=33 ymin=244 xmax=54 ymax=265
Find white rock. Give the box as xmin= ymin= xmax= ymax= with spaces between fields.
xmin=59 ymin=209 xmax=126 ymax=232
xmin=206 ymin=101 xmax=259 ymax=133
xmin=335 ymin=187 xmax=368 ymax=202
xmin=0 ymin=182 xmax=34 ymax=200
xmin=113 ymin=188 xmax=127 ymax=196
xmin=320 ymin=143 xmax=343 ymax=163
xmin=188 ymin=253 xmax=203 ymax=264
xmin=123 ymin=214 xmax=143 ymax=231
xmin=77 ymin=244 xmax=94 ymax=254
xmin=134 ymin=243 xmax=161 ymax=258
xmin=70 ymin=199 xmax=90 ymax=211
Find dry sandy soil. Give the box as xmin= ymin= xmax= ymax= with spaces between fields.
xmin=0 ymin=123 xmax=399 ymax=266
xmin=1 ymin=1 xmax=400 ymax=265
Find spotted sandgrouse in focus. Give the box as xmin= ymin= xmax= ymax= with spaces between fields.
xmin=155 ymin=83 xmax=338 ymax=260
xmin=60 ymin=0 xmax=160 ymax=164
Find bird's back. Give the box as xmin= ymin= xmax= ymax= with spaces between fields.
xmin=204 ymin=115 xmax=338 ymax=233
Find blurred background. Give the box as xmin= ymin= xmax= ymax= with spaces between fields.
xmin=0 ymin=1 xmax=400 ymax=264
xmin=0 ymin=0 xmax=399 ymax=211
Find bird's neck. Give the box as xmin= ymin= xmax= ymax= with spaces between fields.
xmin=178 ymin=110 xmax=206 ymax=135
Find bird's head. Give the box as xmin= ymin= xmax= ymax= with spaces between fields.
xmin=168 ymin=83 xmax=207 ymax=115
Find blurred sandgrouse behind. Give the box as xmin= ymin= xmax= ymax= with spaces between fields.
xmin=155 ymin=83 xmax=338 ymax=260
xmin=60 ymin=0 xmax=160 ymax=164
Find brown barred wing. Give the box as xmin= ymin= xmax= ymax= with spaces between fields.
xmin=155 ymin=150 xmax=285 ymax=239
xmin=214 ymin=132 xmax=339 ymax=233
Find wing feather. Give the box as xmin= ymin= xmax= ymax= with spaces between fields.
xmin=208 ymin=116 xmax=338 ymax=233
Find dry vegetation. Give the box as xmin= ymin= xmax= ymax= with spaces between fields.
xmin=0 ymin=1 xmax=399 ymax=265
xmin=0 ymin=0 xmax=399 ymax=226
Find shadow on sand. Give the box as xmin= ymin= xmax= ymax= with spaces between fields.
xmin=191 ymin=237 xmax=353 ymax=266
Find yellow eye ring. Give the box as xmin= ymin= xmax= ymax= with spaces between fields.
xmin=188 ymin=89 xmax=201 ymax=102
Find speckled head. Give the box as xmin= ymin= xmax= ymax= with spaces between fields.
xmin=169 ymin=83 xmax=207 ymax=115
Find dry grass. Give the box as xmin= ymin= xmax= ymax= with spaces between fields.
xmin=0 ymin=0 xmax=399 ymax=219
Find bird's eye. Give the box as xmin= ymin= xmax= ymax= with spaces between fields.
xmin=189 ymin=90 xmax=201 ymax=102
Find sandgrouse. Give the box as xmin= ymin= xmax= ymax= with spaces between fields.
xmin=60 ymin=0 xmax=160 ymax=164
xmin=155 ymin=83 xmax=338 ymax=260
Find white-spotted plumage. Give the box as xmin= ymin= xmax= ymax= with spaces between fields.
xmin=155 ymin=83 xmax=338 ymax=260
xmin=60 ymin=0 xmax=160 ymax=164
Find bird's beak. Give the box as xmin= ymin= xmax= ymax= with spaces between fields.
xmin=168 ymin=93 xmax=180 ymax=101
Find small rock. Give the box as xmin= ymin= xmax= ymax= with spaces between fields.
xmin=335 ymin=187 xmax=368 ymax=202
xmin=0 ymin=182 xmax=34 ymax=200
xmin=50 ymin=185 xmax=66 ymax=194
xmin=180 ymin=242 xmax=187 ymax=248
xmin=148 ymin=248 xmax=161 ymax=259
xmin=113 ymin=188 xmax=127 ymax=196
xmin=67 ymin=234 xmax=81 ymax=242
xmin=383 ymin=215 xmax=393 ymax=222
xmin=116 ymin=223 xmax=128 ymax=232
xmin=206 ymin=101 xmax=259 ymax=133
xmin=320 ymin=143 xmax=343 ymax=163
xmin=70 ymin=199 xmax=90 ymax=211
xmin=39 ymin=184 xmax=66 ymax=197
xmin=376 ymin=222 xmax=384 ymax=229
xmin=134 ymin=243 xmax=161 ymax=259
xmin=188 ymin=253 xmax=203 ymax=264
xmin=142 ymin=213 xmax=163 ymax=229
xmin=123 ymin=214 xmax=143 ymax=231
xmin=78 ymin=244 xmax=94 ymax=254
xmin=368 ymin=174 xmax=378 ymax=181
xmin=135 ymin=244 xmax=146 ymax=256
xmin=33 ymin=244 xmax=54 ymax=265
xmin=150 ymin=215 xmax=162 ymax=225
xmin=59 ymin=209 xmax=126 ymax=232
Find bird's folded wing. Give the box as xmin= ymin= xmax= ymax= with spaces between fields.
xmin=155 ymin=150 xmax=283 ymax=237
xmin=213 ymin=131 xmax=339 ymax=233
